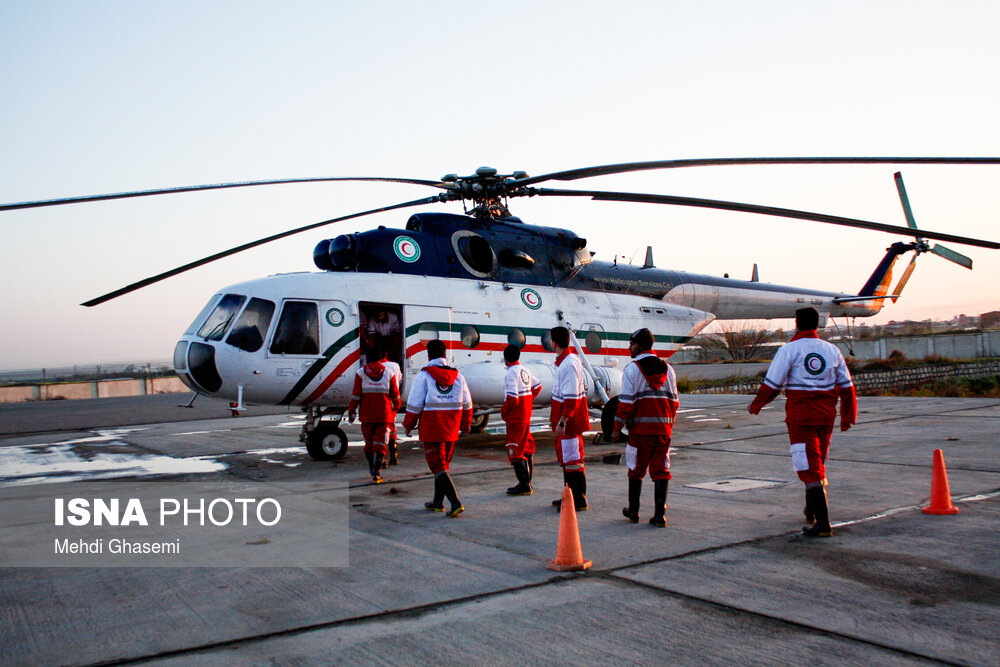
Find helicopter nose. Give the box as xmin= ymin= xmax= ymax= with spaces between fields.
xmin=178 ymin=341 xmax=223 ymax=394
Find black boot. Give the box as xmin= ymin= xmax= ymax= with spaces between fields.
xmin=441 ymin=473 xmax=464 ymax=518
xmin=649 ymin=480 xmax=668 ymax=527
xmin=622 ymin=477 xmax=642 ymax=523
xmin=526 ymin=454 xmax=534 ymax=483
xmin=568 ymin=470 xmax=588 ymax=511
xmin=371 ymin=453 xmax=385 ymax=484
xmin=364 ymin=451 xmax=375 ymax=477
xmin=803 ymin=488 xmax=816 ymax=526
xmin=552 ymin=471 xmax=570 ymax=508
xmin=802 ymin=486 xmax=832 ymax=537
xmin=506 ymin=459 xmax=533 ymax=496
xmin=424 ymin=474 xmax=445 ymax=511
xmin=388 ymin=435 xmax=398 ymax=465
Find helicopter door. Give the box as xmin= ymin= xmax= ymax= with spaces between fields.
xmin=359 ymin=302 xmax=405 ymax=384
xmin=402 ymin=304 xmax=453 ymax=376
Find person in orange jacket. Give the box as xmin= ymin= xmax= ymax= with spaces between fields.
xmin=748 ymin=308 xmax=857 ymax=537
xmin=501 ymin=344 xmax=542 ymax=496
xmin=403 ymin=339 xmax=473 ymax=518
xmin=347 ymin=344 xmax=400 ymax=484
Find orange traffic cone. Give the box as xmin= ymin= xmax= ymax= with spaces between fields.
xmin=547 ymin=485 xmax=592 ymax=572
xmin=923 ymin=449 xmax=959 ymax=515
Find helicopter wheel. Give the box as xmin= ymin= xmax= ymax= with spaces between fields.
xmin=305 ymin=423 xmax=348 ymax=461
xmin=600 ymin=397 xmax=620 ymax=442
xmin=470 ymin=413 xmax=490 ymax=433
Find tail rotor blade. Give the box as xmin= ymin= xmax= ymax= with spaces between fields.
xmin=891 ymin=255 xmax=918 ymax=303
xmin=931 ymin=244 xmax=974 ymax=269
xmin=893 ymin=172 xmax=920 ymax=230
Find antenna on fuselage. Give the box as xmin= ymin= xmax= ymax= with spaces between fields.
xmin=642 ymin=246 xmax=655 ymax=269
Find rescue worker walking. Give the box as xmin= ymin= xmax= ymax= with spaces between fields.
xmin=383 ymin=358 xmax=403 ymax=465
xmin=612 ymin=328 xmax=678 ymax=527
xmin=549 ymin=326 xmax=590 ymax=511
xmin=501 ymin=344 xmax=541 ymax=496
xmin=403 ymin=339 xmax=473 ymax=518
xmin=347 ymin=344 xmax=400 ymax=484
xmin=748 ymin=307 xmax=857 ymax=537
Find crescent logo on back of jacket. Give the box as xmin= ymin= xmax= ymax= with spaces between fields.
xmin=804 ymin=353 xmax=826 ymax=376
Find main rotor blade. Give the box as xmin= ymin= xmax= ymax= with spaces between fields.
xmin=531 ymin=187 xmax=1000 ymax=250
xmin=931 ymin=244 xmax=974 ymax=269
xmin=81 ymin=194 xmax=446 ymax=307
xmin=513 ymin=157 xmax=1000 ymax=188
xmin=2 ymin=177 xmax=448 ymax=212
xmin=893 ymin=172 xmax=919 ymax=230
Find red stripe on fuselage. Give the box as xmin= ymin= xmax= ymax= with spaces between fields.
xmin=301 ymin=348 xmax=362 ymax=405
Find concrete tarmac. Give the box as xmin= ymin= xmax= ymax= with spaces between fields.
xmin=0 ymin=394 xmax=998 ymax=666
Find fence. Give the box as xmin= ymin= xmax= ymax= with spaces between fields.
xmin=693 ymin=359 xmax=1000 ymax=395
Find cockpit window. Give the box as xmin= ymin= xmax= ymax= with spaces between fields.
xmin=185 ymin=294 xmax=222 ymax=336
xmin=197 ymin=294 xmax=246 ymax=341
xmin=269 ymin=301 xmax=320 ymax=355
xmin=226 ymin=298 xmax=276 ymax=353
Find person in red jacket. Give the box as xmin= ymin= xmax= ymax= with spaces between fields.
xmin=347 ymin=344 xmax=400 ymax=484
xmin=612 ymin=328 xmax=678 ymax=527
xmin=549 ymin=326 xmax=591 ymax=511
xmin=403 ymin=339 xmax=473 ymax=518
xmin=748 ymin=308 xmax=857 ymax=537
xmin=502 ymin=344 xmax=542 ymax=496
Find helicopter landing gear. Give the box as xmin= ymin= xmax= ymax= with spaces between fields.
xmin=301 ymin=407 xmax=349 ymax=460
xmin=470 ymin=412 xmax=490 ymax=434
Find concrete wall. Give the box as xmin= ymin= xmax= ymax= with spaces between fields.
xmin=0 ymin=376 xmax=188 ymax=404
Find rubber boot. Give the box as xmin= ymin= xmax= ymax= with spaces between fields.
xmin=371 ymin=453 xmax=385 ymax=484
xmin=388 ymin=435 xmax=399 ymax=466
xmin=649 ymin=479 xmax=668 ymax=527
xmin=803 ymin=488 xmax=816 ymax=526
xmin=506 ymin=459 xmax=533 ymax=496
xmin=526 ymin=454 xmax=534 ymax=483
xmin=441 ymin=473 xmax=464 ymax=518
xmin=364 ymin=451 xmax=375 ymax=478
xmin=424 ymin=474 xmax=445 ymax=511
xmin=622 ymin=477 xmax=642 ymax=523
xmin=802 ymin=486 xmax=833 ymax=537
xmin=568 ymin=470 xmax=588 ymax=511
xmin=552 ymin=471 xmax=570 ymax=508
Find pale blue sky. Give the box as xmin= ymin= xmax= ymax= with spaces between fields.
xmin=2 ymin=1 xmax=999 ymax=369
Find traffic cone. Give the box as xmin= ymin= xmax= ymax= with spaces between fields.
xmin=923 ymin=449 xmax=959 ymax=515
xmin=547 ymin=485 xmax=592 ymax=572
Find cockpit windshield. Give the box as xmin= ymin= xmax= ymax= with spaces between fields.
xmin=197 ymin=294 xmax=246 ymax=341
xmin=185 ymin=294 xmax=222 ymax=336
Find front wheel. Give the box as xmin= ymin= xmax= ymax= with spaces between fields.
xmin=305 ymin=423 xmax=348 ymax=460
xmin=470 ymin=413 xmax=490 ymax=434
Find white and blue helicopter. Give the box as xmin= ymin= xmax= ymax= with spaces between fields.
xmin=4 ymin=157 xmax=998 ymax=459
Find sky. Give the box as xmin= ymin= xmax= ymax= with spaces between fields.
xmin=1 ymin=1 xmax=999 ymax=370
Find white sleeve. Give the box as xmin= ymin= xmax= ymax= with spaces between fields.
xmin=406 ymin=373 xmax=428 ymax=413
xmin=763 ymin=345 xmax=790 ymax=389
xmin=504 ymin=367 xmax=517 ymax=398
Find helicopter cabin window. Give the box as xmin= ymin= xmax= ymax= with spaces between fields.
xmin=460 ymin=325 xmax=480 ymax=349
xmin=418 ymin=323 xmax=439 ymax=342
xmin=584 ymin=331 xmax=603 ymax=354
xmin=226 ymin=298 xmax=276 ymax=353
xmin=269 ymin=301 xmax=320 ymax=355
xmin=507 ymin=328 xmax=526 ymax=349
xmin=451 ymin=230 xmax=497 ymax=278
xmin=197 ymin=294 xmax=246 ymax=341
xmin=185 ymin=294 xmax=222 ymax=336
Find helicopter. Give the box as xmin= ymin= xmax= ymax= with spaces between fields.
xmin=4 ymin=157 xmax=999 ymax=460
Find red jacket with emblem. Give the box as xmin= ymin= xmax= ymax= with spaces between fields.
xmin=549 ymin=350 xmax=590 ymax=437
xmin=614 ymin=353 xmax=679 ymax=436
xmin=749 ymin=331 xmax=857 ymax=427
xmin=348 ymin=361 xmax=401 ymax=423
xmin=402 ymin=358 xmax=473 ymax=442
xmin=502 ymin=362 xmax=542 ymax=423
